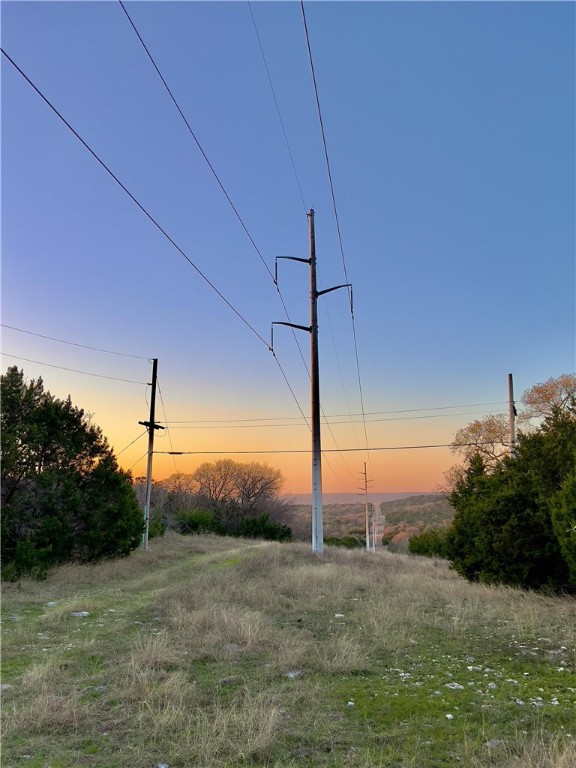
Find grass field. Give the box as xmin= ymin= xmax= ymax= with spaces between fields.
xmin=1 ymin=533 xmax=575 ymax=767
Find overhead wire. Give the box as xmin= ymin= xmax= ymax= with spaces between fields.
xmin=157 ymin=401 xmax=509 ymax=424
xmin=299 ymin=1 xmax=373 ymax=481
xmin=157 ymin=377 xmax=179 ymax=473
xmin=248 ymin=1 xmax=307 ymax=216
xmin=0 ymin=47 xmax=270 ymax=350
xmin=118 ymin=0 xmax=274 ymax=283
xmin=115 ymin=6 xmax=320 ymax=454
xmin=248 ymin=3 xmax=356 ymax=488
xmin=128 ymin=451 xmax=149 ymax=472
xmin=116 ymin=431 xmax=148 ymax=456
xmin=1 ymin=353 xmax=147 ymax=385
xmin=155 ymin=441 xmax=504 ymax=456
xmin=157 ymin=409 xmax=508 ymax=428
xmin=1 ymin=324 xmax=151 ymax=360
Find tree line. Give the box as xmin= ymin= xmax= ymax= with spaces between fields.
xmin=134 ymin=460 xmax=291 ymax=542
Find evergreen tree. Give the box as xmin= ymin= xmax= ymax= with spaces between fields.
xmin=448 ymin=405 xmax=576 ymax=591
xmin=1 ymin=367 xmax=143 ymax=579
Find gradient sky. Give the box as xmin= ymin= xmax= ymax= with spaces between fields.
xmin=2 ymin=0 xmax=575 ymax=497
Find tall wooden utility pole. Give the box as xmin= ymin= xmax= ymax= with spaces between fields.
xmin=508 ymin=373 xmax=517 ymax=458
xmin=309 ymin=210 xmax=323 ymax=554
xmin=272 ymin=209 xmax=351 ymax=554
xmin=139 ymin=358 xmax=163 ymax=549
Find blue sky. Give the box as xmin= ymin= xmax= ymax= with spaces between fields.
xmin=2 ymin=1 xmax=574 ymax=495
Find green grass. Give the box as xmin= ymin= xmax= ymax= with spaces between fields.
xmin=1 ymin=532 xmax=575 ymax=767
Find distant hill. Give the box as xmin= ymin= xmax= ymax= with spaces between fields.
xmin=278 ymin=493 xmax=454 ymax=541
xmin=380 ymin=494 xmax=454 ymax=526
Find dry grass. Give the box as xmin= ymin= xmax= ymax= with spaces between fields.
xmin=2 ymin=535 xmax=575 ymax=767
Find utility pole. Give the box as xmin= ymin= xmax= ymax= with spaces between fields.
xmin=371 ymin=503 xmax=378 ymax=552
xmin=139 ymin=358 xmax=163 ymax=549
xmin=359 ymin=462 xmax=373 ymax=551
xmin=272 ymin=209 xmax=351 ymax=554
xmin=508 ymin=372 xmax=517 ymax=458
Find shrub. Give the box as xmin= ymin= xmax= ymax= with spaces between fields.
xmin=176 ymin=508 xmax=221 ymax=535
xmin=325 ymin=536 xmax=363 ymax=549
xmin=409 ymin=528 xmax=451 ymax=559
xmin=238 ymin=514 xmax=292 ymax=542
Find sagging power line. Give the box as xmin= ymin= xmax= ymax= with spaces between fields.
xmin=1 ymin=324 xmax=151 ymax=360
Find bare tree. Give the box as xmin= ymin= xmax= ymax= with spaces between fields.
xmin=521 ymin=374 xmax=576 ymax=419
xmin=192 ymin=459 xmax=283 ymax=510
xmin=449 ymin=413 xmax=510 ymax=470
xmin=193 ymin=459 xmax=239 ymax=502
xmin=234 ymin=462 xmax=284 ymax=510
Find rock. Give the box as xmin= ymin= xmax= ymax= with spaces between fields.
xmin=485 ymin=739 xmax=505 ymax=749
xmin=1 ymin=684 xmax=13 ymax=691
xmin=286 ymin=670 xmax=303 ymax=679
xmin=222 ymin=643 xmax=240 ymax=654
xmin=445 ymin=683 xmax=464 ymax=690
xmin=220 ymin=676 xmax=241 ymax=686
xmin=71 ymin=611 xmax=90 ymax=618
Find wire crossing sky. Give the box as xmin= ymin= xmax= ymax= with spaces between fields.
xmin=2 ymin=1 xmax=574 ymax=496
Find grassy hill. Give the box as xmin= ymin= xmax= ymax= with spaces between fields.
xmin=2 ymin=534 xmax=574 ymax=767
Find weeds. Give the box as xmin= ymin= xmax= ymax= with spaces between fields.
xmin=2 ymin=535 xmax=574 ymax=767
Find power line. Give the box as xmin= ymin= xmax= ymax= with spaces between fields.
xmin=300 ymin=2 xmax=372 ymax=479
xmin=1 ymin=353 xmax=147 ymax=384
xmin=157 ymin=377 xmax=179 ymax=474
xmin=127 ymin=451 xmax=149 ymax=472
xmin=155 ymin=442 xmax=499 ymax=456
xmin=116 ymin=431 xmax=148 ymax=456
xmin=0 ymin=47 xmax=270 ymax=350
xmin=158 ymin=402 xmax=509 ymax=424
xmin=250 ymin=1 xmax=359 ymax=479
xmin=118 ymin=0 xmax=275 ymax=283
xmin=112 ymin=12 xmax=318 ymax=436
xmin=157 ymin=409 xmax=508 ymax=429
xmin=1 ymin=324 xmax=150 ymax=360
xmin=248 ymin=1 xmax=307 ymax=216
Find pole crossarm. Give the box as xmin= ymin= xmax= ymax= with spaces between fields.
xmin=317 ymin=282 xmax=351 ymax=298
xmin=138 ymin=420 xmax=165 ymax=431
xmin=274 ymin=255 xmax=311 ymax=284
xmin=270 ymin=321 xmax=311 ymax=353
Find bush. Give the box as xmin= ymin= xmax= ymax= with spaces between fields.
xmin=409 ymin=528 xmax=451 ymax=559
xmin=238 ymin=514 xmax=292 ymax=542
xmin=448 ymin=406 xmax=576 ymax=591
xmin=325 ymin=536 xmax=363 ymax=549
xmin=148 ymin=509 xmax=167 ymax=540
xmin=177 ymin=508 xmax=222 ymax=535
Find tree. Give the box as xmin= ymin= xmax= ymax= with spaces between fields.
xmin=1 ymin=367 xmax=143 ymax=579
xmin=549 ymin=458 xmax=576 ymax=586
xmin=521 ymin=374 xmax=576 ymax=419
xmin=444 ymin=374 xmax=576 ymax=493
xmin=193 ymin=460 xmax=237 ymax=502
xmin=448 ymin=405 xmax=576 ymax=591
xmin=192 ymin=460 xmax=283 ymax=510
xmin=449 ymin=413 xmax=510 ymax=471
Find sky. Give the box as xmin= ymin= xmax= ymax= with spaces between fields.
xmin=2 ymin=0 xmax=575 ymax=498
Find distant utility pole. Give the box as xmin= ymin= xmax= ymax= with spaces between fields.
xmin=138 ymin=358 xmax=164 ymax=549
xmin=508 ymin=372 xmax=517 ymax=458
xmin=371 ymin=503 xmax=378 ymax=552
xmin=272 ymin=209 xmax=351 ymax=554
xmin=359 ymin=462 xmax=374 ymax=551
